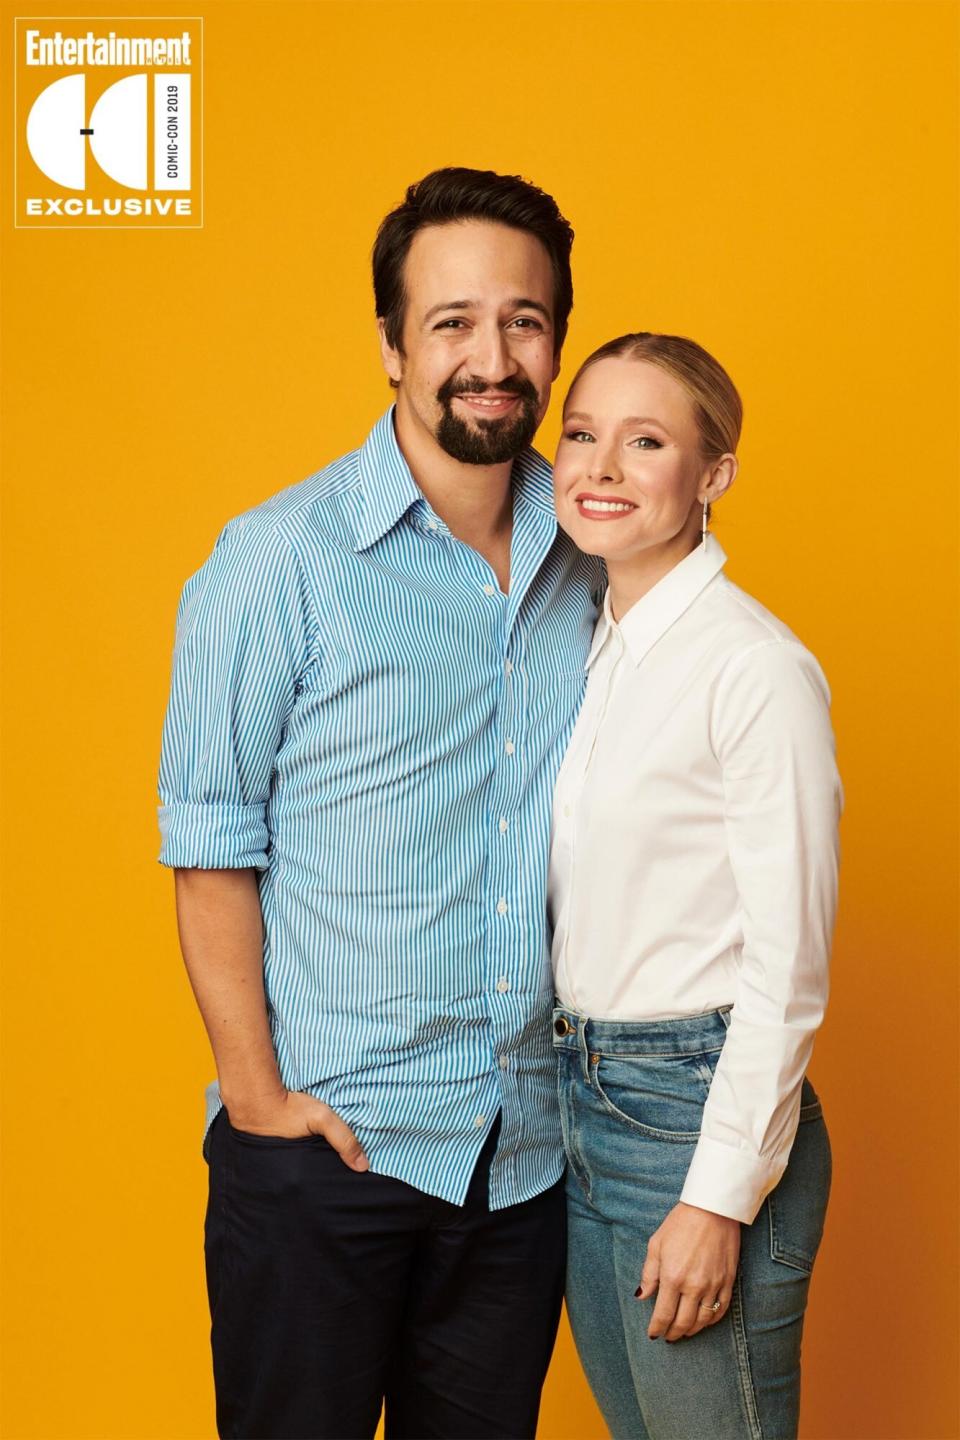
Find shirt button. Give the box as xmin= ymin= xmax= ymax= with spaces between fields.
xmin=483 ymin=584 xmax=496 ymax=596
xmin=504 ymin=659 xmax=514 ymax=675
xmin=475 ymin=1114 xmax=486 ymax=1128
xmin=498 ymin=818 xmax=508 ymax=833
xmin=504 ymin=739 xmax=515 ymax=755
xmin=499 ymin=1054 xmax=510 ymax=1070
xmin=563 ymin=804 xmax=571 ymax=818
xmin=427 ymin=519 xmax=439 ymax=531
xmin=496 ymin=898 xmax=508 ymax=915
xmin=496 ymin=977 xmax=510 ymax=993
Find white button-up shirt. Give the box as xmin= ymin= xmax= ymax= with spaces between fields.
xmin=548 ymin=536 xmax=842 ymax=1222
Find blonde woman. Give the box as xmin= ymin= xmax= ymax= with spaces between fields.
xmin=548 ymin=334 xmax=841 ymax=1439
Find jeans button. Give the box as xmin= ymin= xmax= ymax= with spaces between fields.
xmin=554 ymin=1017 xmax=572 ymax=1037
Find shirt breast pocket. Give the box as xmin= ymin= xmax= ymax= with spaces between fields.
xmin=519 ymin=665 xmax=586 ymax=730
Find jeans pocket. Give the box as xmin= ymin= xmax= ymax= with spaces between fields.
xmin=767 ymin=1085 xmax=832 ymax=1273
xmin=202 ymin=1108 xmax=223 ymax=1164
xmin=592 ymin=1054 xmax=708 ymax=1141
xmin=226 ymin=1118 xmax=328 ymax=1148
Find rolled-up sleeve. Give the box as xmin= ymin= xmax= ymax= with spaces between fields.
xmin=157 ymin=517 xmax=316 ymax=870
xmin=679 ymin=639 xmax=843 ymax=1223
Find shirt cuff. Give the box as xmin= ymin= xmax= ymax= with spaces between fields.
xmin=157 ymin=802 xmax=270 ymax=870
xmin=680 ymin=1135 xmax=780 ymax=1225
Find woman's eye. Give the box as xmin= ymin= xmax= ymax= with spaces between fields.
xmin=564 ymin=430 xmax=594 ymax=443
xmin=630 ymin=435 xmax=662 ymax=449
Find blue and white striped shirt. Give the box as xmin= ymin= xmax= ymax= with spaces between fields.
xmin=158 ymin=407 xmax=597 ymax=1208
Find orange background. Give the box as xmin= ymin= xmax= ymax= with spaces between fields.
xmin=2 ymin=2 xmax=958 ymax=1437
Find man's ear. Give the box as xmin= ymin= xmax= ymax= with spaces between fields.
xmin=378 ymin=318 xmax=403 ymax=386
xmin=552 ymin=350 xmax=562 ymax=383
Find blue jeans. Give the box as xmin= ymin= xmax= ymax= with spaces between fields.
xmin=554 ymin=1005 xmax=831 ymax=1440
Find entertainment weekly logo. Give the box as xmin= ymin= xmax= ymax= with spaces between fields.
xmin=13 ymin=16 xmax=203 ymax=229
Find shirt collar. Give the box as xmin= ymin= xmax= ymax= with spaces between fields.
xmin=586 ymin=534 xmax=728 ymax=669
xmin=353 ymin=407 xmax=423 ymax=552
xmin=510 ymin=444 xmax=556 ymax=515
xmin=353 ymin=406 xmax=556 ymax=553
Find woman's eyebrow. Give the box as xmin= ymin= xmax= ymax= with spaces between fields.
xmin=564 ymin=412 xmax=668 ymax=428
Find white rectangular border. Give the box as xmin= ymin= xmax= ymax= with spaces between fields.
xmin=13 ymin=14 xmax=204 ymax=229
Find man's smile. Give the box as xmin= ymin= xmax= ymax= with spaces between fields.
xmin=454 ymin=392 xmax=521 ymax=418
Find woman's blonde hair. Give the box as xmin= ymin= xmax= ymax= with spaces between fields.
xmin=565 ymin=332 xmax=743 ymax=460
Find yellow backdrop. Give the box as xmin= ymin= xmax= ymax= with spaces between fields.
xmin=2 ymin=1 xmax=957 ymax=1437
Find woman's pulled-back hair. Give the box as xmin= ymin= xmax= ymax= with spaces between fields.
xmin=566 ymin=332 xmax=742 ymax=459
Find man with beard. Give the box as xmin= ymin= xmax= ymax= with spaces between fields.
xmin=157 ymin=167 xmax=598 ymax=1440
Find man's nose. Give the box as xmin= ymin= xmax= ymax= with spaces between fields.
xmin=468 ymin=323 xmax=518 ymax=384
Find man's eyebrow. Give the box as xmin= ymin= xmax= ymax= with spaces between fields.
xmin=423 ymin=300 xmax=476 ymax=323
xmin=509 ymin=297 xmax=552 ymax=321
xmin=422 ymin=297 xmax=553 ymax=323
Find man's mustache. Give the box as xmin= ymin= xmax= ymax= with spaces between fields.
xmin=436 ymin=374 xmax=539 ymax=405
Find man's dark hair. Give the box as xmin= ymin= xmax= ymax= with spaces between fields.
xmin=373 ymin=167 xmax=574 ymax=356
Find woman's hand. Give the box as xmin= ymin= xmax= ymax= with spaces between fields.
xmin=635 ymin=1202 xmax=741 ymax=1341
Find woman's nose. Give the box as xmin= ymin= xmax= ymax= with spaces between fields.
xmin=587 ymin=446 xmax=622 ymax=483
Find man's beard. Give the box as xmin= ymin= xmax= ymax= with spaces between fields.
xmin=434 ymin=374 xmax=541 ymax=465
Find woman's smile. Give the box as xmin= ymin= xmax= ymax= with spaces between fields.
xmin=575 ymin=493 xmax=639 ymax=520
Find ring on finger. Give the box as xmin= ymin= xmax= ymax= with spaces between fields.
xmin=698 ymin=1298 xmax=723 ymax=1314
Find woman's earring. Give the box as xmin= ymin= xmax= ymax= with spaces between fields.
xmin=701 ymin=498 xmax=709 ymax=546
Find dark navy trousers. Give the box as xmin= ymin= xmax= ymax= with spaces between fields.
xmin=204 ymin=1110 xmax=566 ymax=1439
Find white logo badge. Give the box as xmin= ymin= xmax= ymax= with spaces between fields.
xmin=15 ymin=18 xmax=203 ymax=229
